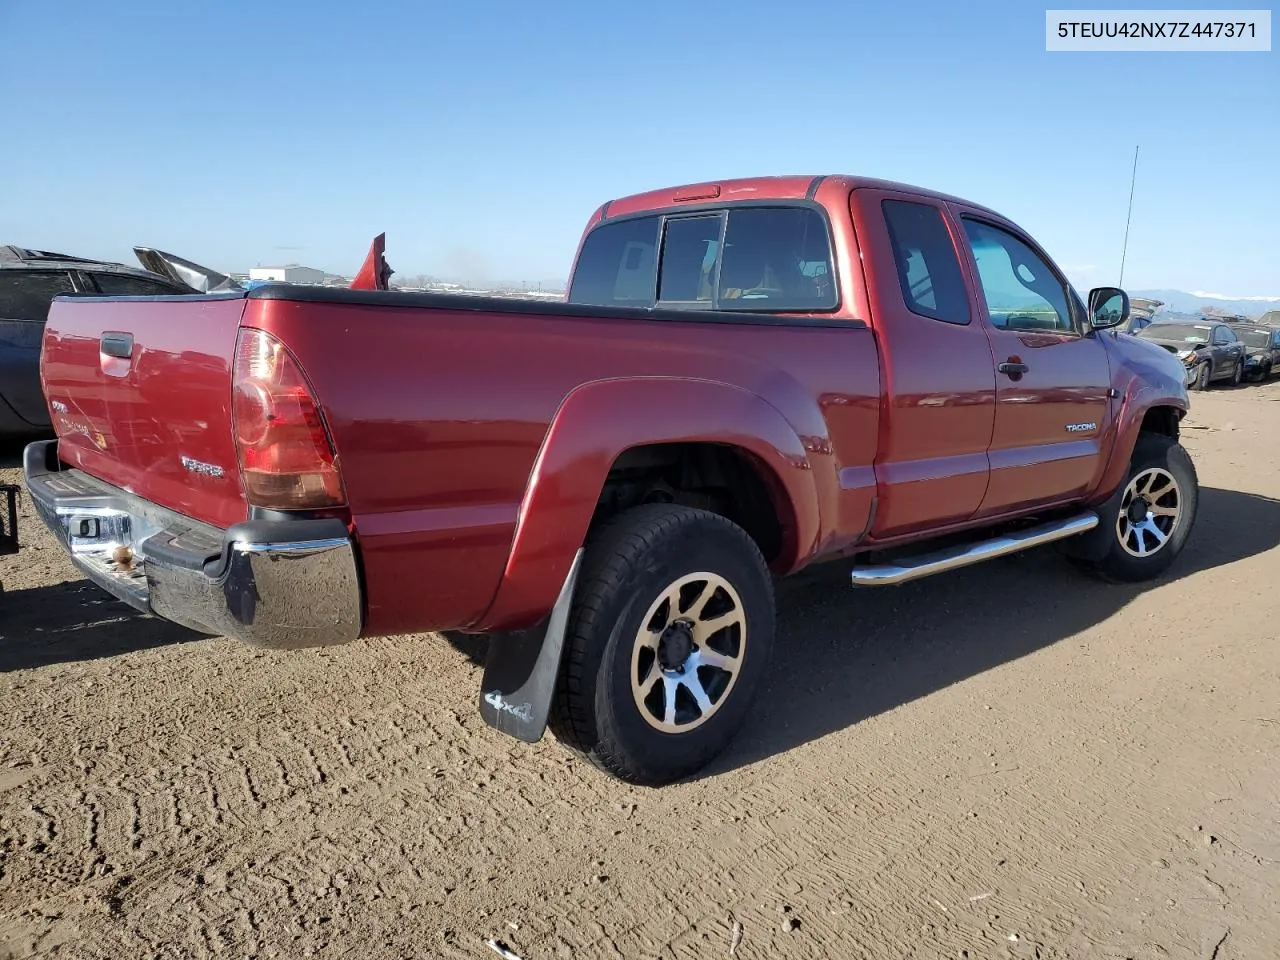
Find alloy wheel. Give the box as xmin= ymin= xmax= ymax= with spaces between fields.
xmin=630 ymin=572 xmax=747 ymax=733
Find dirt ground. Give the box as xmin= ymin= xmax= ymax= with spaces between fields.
xmin=2 ymin=387 xmax=1278 ymax=960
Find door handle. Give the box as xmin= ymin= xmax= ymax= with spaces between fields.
xmin=100 ymin=332 xmax=134 ymax=359
xmin=998 ymin=360 xmax=1029 ymax=377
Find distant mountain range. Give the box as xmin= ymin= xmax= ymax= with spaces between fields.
xmin=1129 ymin=289 xmax=1280 ymax=320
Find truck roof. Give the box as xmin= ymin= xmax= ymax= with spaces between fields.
xmin=600 ymin=174 xmax=1007 ymax=222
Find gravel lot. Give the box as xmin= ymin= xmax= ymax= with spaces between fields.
xmin=2 ymin=388 xmax=1279 ymax=959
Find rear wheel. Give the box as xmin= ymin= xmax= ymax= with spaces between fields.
xmin=1077 ymin=434 xmax=1198 ymax=583
xmin=1231 ymin=359 xmax=1244 ymax=386
xmin=548 ymin=504 xmax=775 ymax=786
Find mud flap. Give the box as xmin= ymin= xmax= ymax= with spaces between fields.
xmin=478 ymin=549 xmax=583 ymax=743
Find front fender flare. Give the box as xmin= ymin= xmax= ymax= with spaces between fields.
xmin=473 ymin=376 xmax=829 ymax=632
xmin=1087 ymin=376 xmax=1188 ymax=506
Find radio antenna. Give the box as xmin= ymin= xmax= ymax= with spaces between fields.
xmin=1118 ymin=145 xmax=1139 ymax=288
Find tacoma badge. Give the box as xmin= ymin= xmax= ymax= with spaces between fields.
xmin=180 ymin=455 xmax=225 ymax=478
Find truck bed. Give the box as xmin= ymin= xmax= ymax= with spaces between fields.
xmin=40 ymin=284 xmax=881 ymax=636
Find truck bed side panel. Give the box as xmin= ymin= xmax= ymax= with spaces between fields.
xmin=247 ymin=297 xmax=880 ymax=636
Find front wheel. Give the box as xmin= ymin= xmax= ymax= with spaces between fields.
xmin=1077 ymin=434 xmax=1198 ymax=583
xmin=548 ymin=504 xmax=775 ymax=786
xmin=1231 ymin=359 xmax=1244 ymax=386
xmin=1192 ymin=361 xmax=1211 ymax=391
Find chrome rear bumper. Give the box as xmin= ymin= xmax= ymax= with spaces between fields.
xmin=23 ymin=440 xmax=363 ymax=649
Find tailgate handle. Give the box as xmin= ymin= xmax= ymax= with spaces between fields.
xmin=100 ymin=332 xmax=134 ymax=359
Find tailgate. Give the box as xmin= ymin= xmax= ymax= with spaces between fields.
xmin=41 ymin=293 xmax=250 ymax=529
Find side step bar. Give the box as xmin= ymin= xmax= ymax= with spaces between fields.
xmin=850 ymin=512 xmax=1099 ymax=587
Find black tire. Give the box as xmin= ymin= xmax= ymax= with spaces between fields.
xmin=1077 ymin=433 xmax=1198 ymax=583
xmin=548 ymin=504 xmax=775 ymax=786
xmin=1231 ymin=359 xmax=1244 ymax=386
xmin=1192 ymin=361 xmax=1211 ymax=391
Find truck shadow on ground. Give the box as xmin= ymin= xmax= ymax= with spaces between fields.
xmin=705 ymin=485 xmax=1280 ymax=778
xmin=0 ymin=438 xmax=47 ymax=470
xmin=0 ymin=441 xmax=202 ymax=671
xmin=0 ymin=581 xmax=203 ymax=671
xmin=437 ymin=486 xmax=1280 ymax=782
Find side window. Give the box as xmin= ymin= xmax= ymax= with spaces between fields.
xmin=961 ymin=219 xmax=1075 ymax=334
xmin=715 ymin=207 xmax=836 ymax=311
xmin=0 ymin=271 xmax=77 ymax=321
xmin=91 ymin=272 xmax=185 ymax=296
xmin=567 ymin=216 xmax=660 ymax=307
xmin=881 ymin=200 xmax=971 ymax=324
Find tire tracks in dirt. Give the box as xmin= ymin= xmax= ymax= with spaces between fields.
xmin=3 ymin=390 xmax=1280 ymax=958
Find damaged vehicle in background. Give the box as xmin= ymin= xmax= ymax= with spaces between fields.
xmin=0 ymin=245 xmax=240 ymax=439
xmin=1136 ymin=320 xmax=1246 ymax=391
xmin=1122 ymin=296 xmax=1164 ymax=335
xmin=1238 ymin=324 xmax=1280 ymax=382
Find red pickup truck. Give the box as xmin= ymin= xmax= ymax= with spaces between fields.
xmin=25 ymin=174 xmax=1196 ymax=785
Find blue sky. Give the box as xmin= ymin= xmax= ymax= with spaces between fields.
xmin=1 ymin=1 xmax=1275 ymax=294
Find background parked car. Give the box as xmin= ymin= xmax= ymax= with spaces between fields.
xmin=1123 ymin=314 xmax=1154 ymax=335
xmin=1136 ymin=319 xmax=1247 ymax=390
xmin=0 ymin=245 xmax=232 ymax=439
xmin=1238 ymin=324 xmax=1280 ymax=381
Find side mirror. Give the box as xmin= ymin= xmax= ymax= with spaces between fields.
xmin=1088 ymin=286 xmax=1130 ymax=329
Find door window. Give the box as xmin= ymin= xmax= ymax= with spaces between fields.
xmin=0 ymin=271 xmax=77 ymax=321
xmin=961 ymin=219 xmax=1075 ymax=334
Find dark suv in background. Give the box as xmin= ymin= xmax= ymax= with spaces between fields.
xmin=0 ymin=245 xmax=238 ymax=439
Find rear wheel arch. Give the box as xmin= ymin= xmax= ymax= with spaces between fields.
xmin=594 ymin=441 xmax=795 ymax=567
xmin=475 ymin=378 xmax=827 ymax=632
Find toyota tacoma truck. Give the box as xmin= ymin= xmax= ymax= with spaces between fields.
xmin=25 ymin=175 xmax=1197 ymax=786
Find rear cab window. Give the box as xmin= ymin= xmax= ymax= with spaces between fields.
xmin=568 ymin=206 xmax=837 ymax=313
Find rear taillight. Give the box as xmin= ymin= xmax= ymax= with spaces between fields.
xmin=232 ymin=327 xmax=345 ymax=510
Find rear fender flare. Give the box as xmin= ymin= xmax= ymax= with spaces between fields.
xmin=474 ymin=377 xmax=827 ymax=632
